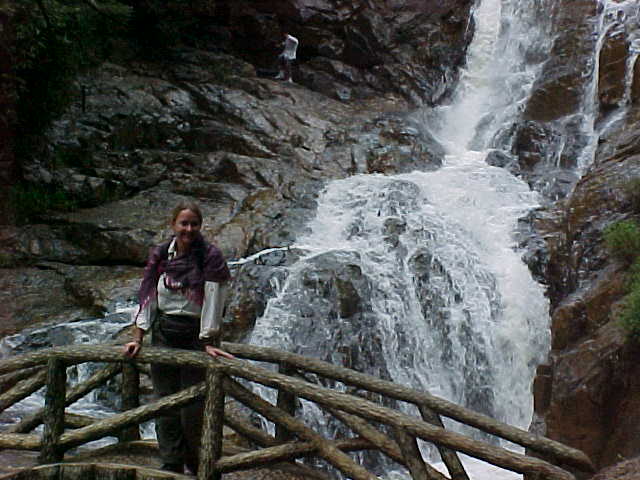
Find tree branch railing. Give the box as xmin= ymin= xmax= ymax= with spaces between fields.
xmin=0 ymin=344 xmax=594 ymax=480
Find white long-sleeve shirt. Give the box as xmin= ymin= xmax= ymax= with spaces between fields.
xmin=133 ymin=239 xmax=228 ymax=341
xmin=281 ymin=34 xmax=299 ymax=60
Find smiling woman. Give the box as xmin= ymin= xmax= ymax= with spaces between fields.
xmin=122 ymin=200 xmax=233 ymax=475
xmin=172 ymin=208 xmax=202 ymax=254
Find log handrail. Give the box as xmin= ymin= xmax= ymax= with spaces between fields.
xmin=0 ymin=366 xmax=45 ymax=395
xmin=224 ymin=377 xmax=378 ymax=480
xmin=0 ymin=344 xmax=593 ymax=480
xmin=219 ymin=354 xmax=577 ymax=480
xmin=9 ymin=363 xmax=122 ymax=434
xmin=220 ymin=342 xmax=594 ymax=472
xmin=0 ymin=369 xmax=48 ymax=415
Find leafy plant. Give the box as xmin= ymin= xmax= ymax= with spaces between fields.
xmin=13 ymin=0 xmax=132 ymax=134
xmin=619 ymin=268 xmax=640 ymax=341
xmin=604 ymin=220 xmax=640 ymax=341
xmin=603 ymin=219 xmax=640 ymax=265
xmin=10 ymin=182 xmax=77 ymax=223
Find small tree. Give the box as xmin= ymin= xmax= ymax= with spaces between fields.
xmin=604 ymin=220 xmax=640 ymax=342
xmin=603 ymin=219 xmax=640 ymax=265
xmin=619 ymin=262 xmax=640 ymax=341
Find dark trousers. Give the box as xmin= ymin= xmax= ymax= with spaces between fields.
xmin=151 ymin=313 xmax=205 ymax=472
xmin=279 ymin=55 xmax=293 ymax=81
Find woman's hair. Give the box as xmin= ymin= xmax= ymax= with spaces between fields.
xmin=170 ymin=201 xmax=203 ymax=226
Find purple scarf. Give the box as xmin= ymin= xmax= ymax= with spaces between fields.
xmin=137 ymin=234 xmax=231 ymax=316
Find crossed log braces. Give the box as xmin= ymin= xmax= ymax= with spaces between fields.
xmin=0 ymin=343 xmax=594 ymax=480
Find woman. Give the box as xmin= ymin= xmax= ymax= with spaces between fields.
xmin=123 ymin=201 xmax=233 ymax=475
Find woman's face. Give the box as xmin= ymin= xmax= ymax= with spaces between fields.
xmin=171 ymin=209 xmax=202 ymax=252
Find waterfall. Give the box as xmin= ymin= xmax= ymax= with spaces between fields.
xmin=249 ymin=0 xmax=553 ymax=477
xmin=4 ymin=0 xmax=621 ymax=476
xmin=586 ymin=1 xmax=640 ymax=163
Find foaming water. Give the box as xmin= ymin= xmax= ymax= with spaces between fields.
xmin=249 ymin=0 xmax=554 ymax=477
xmin=250 ymin=165 xmax=548 ymax=435
xmin=436 ymin=0 xmax=503 ymax=152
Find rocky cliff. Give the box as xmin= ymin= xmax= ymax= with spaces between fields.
xmin=516 ymin=0 xmax=640 ymax=477
xmin=2 ymin=0 xmax=640 ymax=478
xmin=1 ymin=0 xmax=472 ymax=335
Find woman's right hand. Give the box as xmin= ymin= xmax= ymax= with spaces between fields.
xmin=123 ymin=341 xmax=142 ymax=358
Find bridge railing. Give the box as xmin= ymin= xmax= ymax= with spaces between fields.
xmin=0 ymin=343 xmax=593 ymax=480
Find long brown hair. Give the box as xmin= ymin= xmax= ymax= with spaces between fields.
xmin=170 ymin=201 xmax=203 ymax=226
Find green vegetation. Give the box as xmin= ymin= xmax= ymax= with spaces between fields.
xmin=619 ymin=261 xmax=640 ymax=341
xmin=13 ymin=0 xmax=217 ymax=136
xmin=603 ymin=219 xmax=640 ymax=264
xmin=13 ymin=0 xmax=132 ymax=135
xmin=10 ymin=182 xmax=76 ymax=224
xmin=604 ymin=217 xmax=640 ymax=341
xmin=10 ymin=0 xmax=220 ymax=219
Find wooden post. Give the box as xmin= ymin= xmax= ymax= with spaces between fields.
xmin=275 ymin=363 xmax=296 ymax=443
xmin=198 ymin=367 xmax=225 ymax=480
xmin=58 ymin=382 xmax=206 ymax=450
xmin=393 ymin=427 xmax=435 ymax=480
xmin=224 ymin=377 xmax=378 ymax=480
xmin=9 ymin=363 xmax=121 ymax=434
xmin=39 ymin=358 xmax=66 ymax=464
xmin=119 ymin=363 xmax=140 ymax=442
xmin=418 ymin=404 xmax=469 ymax=480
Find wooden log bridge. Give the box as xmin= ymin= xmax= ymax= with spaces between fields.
xmin=0 ymin=343 xmax=594 ymax=480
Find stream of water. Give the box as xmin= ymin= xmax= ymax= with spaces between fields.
xmin=248 ymin=0 xmax=555 ymax=477
xmin=3 ymin=0 xmax=629 ymax=477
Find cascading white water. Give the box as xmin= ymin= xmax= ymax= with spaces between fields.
xmin=583 ymin=1 xmax=640 ymax=166
xmin=6 ymin=0 xmax=625 ymax=475
xmin=249 ymin=0 xmax=553 ymax=477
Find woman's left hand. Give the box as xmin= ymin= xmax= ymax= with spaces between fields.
xmin=205 ymin=345 xmax=235 ymax=359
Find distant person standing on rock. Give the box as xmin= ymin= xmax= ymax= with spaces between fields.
xmin=123 ymin=200 xmax=233 ymax=475
xmin=276 ymin=32 xmax=298 ymax=82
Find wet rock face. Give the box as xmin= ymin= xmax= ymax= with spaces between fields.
xmin=528 ymin=105 xmax=640 ymax=472
xmin=598 ymin=22 xmax=628 ymax=116
xmin=230 ymin=248 xmax=391 ymax=384
xmin=0 ymin=264 xmax=140 ymax=337
xmin=0 ymin=35 xmax=15 ymax=224
xmin=219 ymin=0 xmax=474 ymax=105
xmin=507 ymin=0 xmax=601 ymax=200
xmin=515 ymin=4 xmax=640 ymax=471
xmin=544 ymin=324 xmax=640 ymax=469
xmin=524 ymin=0 xmax=600 ymax=123
xmin=1 ymin=0 xmax=463 ymax=335
xmin=508 ymin=0 xmax=640 ymax=203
